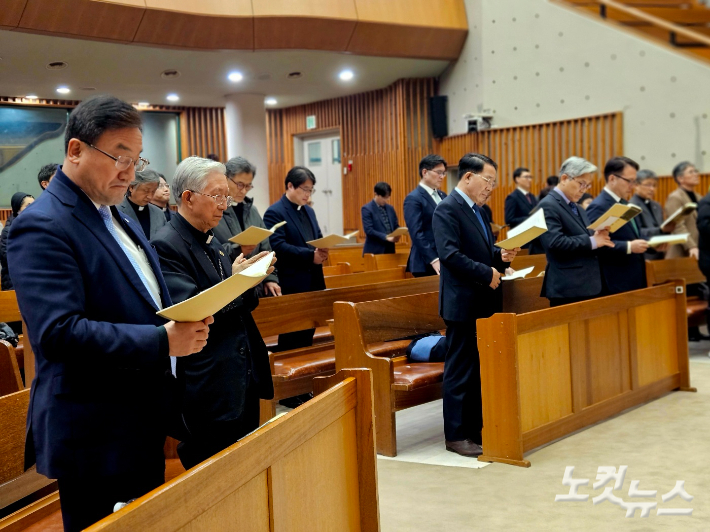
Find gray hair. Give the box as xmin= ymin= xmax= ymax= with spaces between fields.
xmin=672 ymin=161 xmax=694 ymax=182
xmin=172 ymin=156 xmax=226 ymax=206
xmin=131 ymin=169 xmax=161 ymax=187
xmin=636 ymin=169 xmax=657 ymax=183
xmin=559 ymin=156 xmax=598 ymax=178
xmin=225 ymin=156 xmax=256 ymax=179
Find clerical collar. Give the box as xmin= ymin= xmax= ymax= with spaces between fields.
xmin=175 ymin=212 xmax=216 ymax=246
xmin=286 ymin=197 xmax=303 ymax=211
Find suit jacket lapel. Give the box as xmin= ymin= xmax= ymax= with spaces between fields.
xmin=552 ymin=191 xmax=589 ymax=233
xmin=418 ymin=186 xmax=438 ymax=209
xmin=452 ymin=190 xmax=491 ymax=252
xmin=280 ymin=196 xmax=309 ymax=245
xmin=172 ymin=216 xmax=224 ymax=286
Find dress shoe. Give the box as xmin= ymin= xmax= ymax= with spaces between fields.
xmin=445 ymin=439 xmax=483 ymax=457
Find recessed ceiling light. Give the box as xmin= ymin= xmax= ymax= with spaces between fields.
xmin=26 ymin=95 xmax=38 ymax=100
xmin=265 ymin=98 xmax=277 ymax=105
xmin=339 ymin=69 xmax=354 ymax=81
xmin=161 ymin=69 xmax=180 ymax=79
xmin=166 ymin=94 xmax=179 ymax=102
xmin=228 ymin=71 xmax=243 ymax=82
xmin=46 ymin=61 xmax=68 ymax=70
xmin=56 ymin=86 xmax=70 ymax=94
xmin=287 ymin=72 xmax=302 ymax=79
xmin=138 ymin=102 xmax=150 ymax=107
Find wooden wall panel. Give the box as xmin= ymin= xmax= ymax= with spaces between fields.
xmin=134 ymin=10 xmax=253 ymax=49
xmin=179 ymin=107 xmax=227 ymax=162
xmin=0 ymin=0 xmax=28 ymax=29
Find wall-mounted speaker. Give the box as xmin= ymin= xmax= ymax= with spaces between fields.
xmin=428 ymin=95 xmax=448 ymax=139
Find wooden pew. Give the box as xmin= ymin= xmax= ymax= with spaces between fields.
xmin=477 ymin=281 xmax=693 ymax=467
xmin=0 ymin=292 xmax=30 ymax=387
xmin=363 ymin=252 xmax=409 ymax=271
xmin=252 ymin=276 xmax=439 ymax=421
xmin=325 ymin=267 xmax=406 ymax=289
xmin=323 ymin=262 xmax=352 ymax=276
xmin=510 ymin=253 xmax=546 ymax=277
xmin=86 ymin=369 xmax=379 ymax=532
xmin=0 ymin=341 xmax=22 ymax=398
xmin=646 ymin=257 xmax=708 ymax=327
xmin=326 ymin=244 xmax=367 ymax=272
xmin=333 ymin=276 xmax=549 ymax=456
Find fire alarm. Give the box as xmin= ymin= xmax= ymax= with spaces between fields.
xmin=348 ymin=160 xmax=353 ymax=172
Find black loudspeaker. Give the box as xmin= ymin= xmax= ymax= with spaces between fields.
xmin=429 ymin=95 xmax=448 ymax=139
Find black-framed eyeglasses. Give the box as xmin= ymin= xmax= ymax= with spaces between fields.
xmin=573 ymin=178 xmax=593 ymax=191
xmin=188 ymin=190 xmax=234 ymax=207
xmin=612 ymin=174 xmax=634 ymax=185
xmin=229 ymin=178 xmax=254 ymax=192
xmin=82 ymin=141 xmax=149 ymax=172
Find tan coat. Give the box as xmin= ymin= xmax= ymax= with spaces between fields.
xmin=664 ymin=187 xmax=698 ymax=258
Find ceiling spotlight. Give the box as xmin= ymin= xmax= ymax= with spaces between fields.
xmin=167 ymin=94 xmax=179 ymax=102
xmin=228 ymin=72 xmax=243 ymax=82
xmin=56 ymin=86 xmax=70 ymax=94
xmin=265 ymin=98 xmax=277 ymax=105
xmin=339 ymin=69 xmax=354 ymax=81
xmin=26 ymin=95 xmax=38 ymax=100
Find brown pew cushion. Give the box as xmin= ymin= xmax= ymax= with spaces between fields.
xmin=392 ymin=362 xmax=444 ymax=391
xmin=263 ymin=326 xmax=333 ymax=351
xmin=273 ymin=348 xmax=335 ymax=381
xmin=367 ymin=339 xmax=412 ymax=358
xmin=14 ymin=341 xmax=23 ymax=370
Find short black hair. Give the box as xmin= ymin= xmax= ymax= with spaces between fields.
xmin=546 ymin=175 xmax=559 ymax=186
xmin=285 ymin=166 xmax=316 ymax=189
xmin=374 ymin=182 xmax=392 ymax=197
xmin=604 ymin=156 xmax=639 ymax=181
xmin=64 ymin=95 xmax=142 ymax=154
xmin=225 ymin=156 xmax=257 ymax=179
xmin=418 ymin=154 xmax=447 ymax=178
xmin=513 ymin=167 xmax=530 ymax=181
xmin=457 ymin=153 xmax=497 ymax=181
xmin=672 ymin=161 xmax=694 ymax=182
xmin=38 ymin=163 xmax=57 ymax=189
xmin=206 ymin=153 xmax=220 ymax=162
xmin=577 ymin=193 xmax=593 ymax=204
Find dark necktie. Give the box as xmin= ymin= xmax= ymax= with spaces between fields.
xmin=570 ymin=202 xmax=579 ymax=217
xmin=619 ymin=198 xmax=639 ymax=236
xmin=471 ymin=204 xmax=490 ymax=245
xmin=526 ymin=193 xmax=532 ymax=205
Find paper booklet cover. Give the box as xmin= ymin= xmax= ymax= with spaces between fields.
xmin=495 ymin=209 xmax=547 ymax=250
xmin=157 ymin=252 xmax=274 ymax=322
xmin=229 ymin=221 xmax=287 ymax=246
xmin=661 ymin=203 xmax=697 ymax=230
xmin=307 ymin=231 xmax=359 ymax=248
xmin=501 ymin=265 xmax=534 ymax=281
xmin=587 ymin=203 xmax=642 ymax=233
xmin=647 ymin=233 xmax=690 ymax=248
xmin=387 ymin=227 xmax=409 ymax=238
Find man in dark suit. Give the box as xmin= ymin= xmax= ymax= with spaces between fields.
xmin=117 ymin=168 xmax=167 ymax=239
xmin=6 ymin=95 xmax=211 ymax=532
xmin=152 ymin=156 xmax=275 ymax=470
xmin=538 ymin=175 xmax=559 ymax=201
xmin=263 ymin=166 xmax=326 ymax=351
xmin=539 ymin=156 xmax=614 ymax=307
xmin=361 ymin=181 xmax=400 ymax=255
xmin=404 ymin=154 xmax=447 ymax=276
xmin=433 ymin=153 xmax=519 ymax=457
xmin=504 ymin=167 xmax=538 ymax=229
xmin=629 ymin=169 xmax=675 ymax=261
xmin=586 ymin=157 xmax=649 ymax=294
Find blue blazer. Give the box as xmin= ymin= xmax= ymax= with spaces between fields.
xmin=433 ymin=189 xmax=507 ymax=322
xmin=538 ymin=190 xmax=604 ymax=300
xmin=361 ymin=200 xmax=399 ymax=255
xmin=404 ymin=185 xmax=447 ymax=273
xmin=263 ymin=195 xmax=326 ymax=295
xmin=7 ymin=168 xmax=175 ymax=480
xmin=586 ymin=190 xmax=647 ymax=294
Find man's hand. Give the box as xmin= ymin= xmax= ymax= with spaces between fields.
xmin=313 ymin=248 xmax=329 ymax=265
xmin=655 ymin=243 xmax=668 ymax=253
xmin=165 ymin=316 xmax=214 ymax=357
xmin=264 ymin=281 xmax=282 ymax=297
xmin=690 ymin=247 xmax=700 ymax=260
xmin=505 ymin=267 xmax=515 ymax=276
xmin=630 ymin=239 xmax=649 ymax=254
xmin=593 ymin=229 xmax=614 ymax=248
xmin=232 ymin=251 xmax=274 ymax=275
xmin=386 ymin=236 xmax=401 ymax=243
xmin=489 ymin=267 xmax=501 ymax=289
xmin=662 ymin=221 xmax=676 ymax=234
xmin=431 ymin=259 xmax=441 ymax=275
xmin=240 ymin=244 xmax=257 ymax=257
xmin=501 ymin=247 xmax=521 ymax=263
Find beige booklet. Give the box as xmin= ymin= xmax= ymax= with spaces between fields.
xmin=496 ymin=209 xmax=547 ymax=250
xmin=229 ymin=221 xmax=287 ymax=246
xmin=157 ymin=252 xmax=274 ymax=322
xmin=587 ymin=203 xmax=642 ymax=233
xmin=661 ymin=202 xmax=697 ymax=230
xmin=387 ymin=227 xmax=409 ymax=238
xmin=647 ymin=233 xmax=689 ymax=248
xmin=307 ymin=231 xmax=359 ymax=248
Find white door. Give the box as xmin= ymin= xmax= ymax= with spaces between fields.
xmin=303 ymin=136 xmax=342 ymax=235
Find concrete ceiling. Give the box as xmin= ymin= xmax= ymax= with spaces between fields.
xmin=0 ymin=29 xmax=450 ymax=108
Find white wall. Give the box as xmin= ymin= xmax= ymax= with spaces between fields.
xmin=440 ymin=0 xmax=710 ymax=174
xmin=142 ymin=111 xmax=179 ymax=201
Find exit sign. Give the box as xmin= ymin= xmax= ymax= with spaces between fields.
xmin=306 ymin=115 xmax=316 ymax=130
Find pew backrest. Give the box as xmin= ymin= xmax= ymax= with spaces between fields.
xmin=0 ymin=389 xmax=30 ymax=485
xmin=501 ymin=276 xmax=549 ymax=314
xmin=0 ymin=291 xmax=33 ymax=388
xmin=510 ymin=254 xmax=546 ymax=277
xmin=325 ymin=267 xmax=406 ymax=289
xmin=323 ymin=262 xmax=352 ymax=276
xmin=646 ymin=257 xmax=706 ymax=286
xmin=327 ymin=245 xmax=367 ymax=272
xmin=363 ymin=253 xmax=409 ymax=271
xmin=0 ymin=340 xmax=22 ymax=397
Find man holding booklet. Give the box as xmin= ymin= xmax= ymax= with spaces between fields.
xmin=361 ymin=181 xmax=401 ymax=255
xmin=629 ymin=169 xmax=675 ymax=261
xmin=665 ymin=161 xmax=701 ymax=259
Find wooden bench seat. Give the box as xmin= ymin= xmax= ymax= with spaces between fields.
xmin=262 ymin=325 xmax=332 ymax=351
xmin=645 ymin=257 xmax=708 ymax=327
xmin=392 ymin=360 xmax=444 ymax=391
xmin=273 ymin=345 xmax=336 ymax=381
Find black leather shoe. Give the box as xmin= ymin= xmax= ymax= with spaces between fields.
xmin=445 ymin=439 xmax=483 ymax=457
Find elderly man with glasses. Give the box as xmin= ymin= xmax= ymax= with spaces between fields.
xmin=629 ymin=169 xmax=674 ymax=261
xmin=538 ymin=156 xmax=614 ymax=307
xmin=151 ymin=156 xmax=276 ymax=471
xmin=213 ymin=156 xmax=281 ymax=297
xmin=117 ymin=168 xmax=167 ymax=239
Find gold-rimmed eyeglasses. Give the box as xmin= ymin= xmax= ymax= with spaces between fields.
xmin=82 ymin=141 xmax=149 ymax=172
xmin=188 ymin=190 xmax=234 ymax=207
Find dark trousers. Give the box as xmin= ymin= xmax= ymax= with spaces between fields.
xmin=276 ymin=329 xmax=315 ymax=352
xmin=442 ymin=319 xmax=482 ymax=444
xmin=58 ymin=463 xmax=164 ymax=532
xmin=177 ymin=380 xmax=261 ymax=470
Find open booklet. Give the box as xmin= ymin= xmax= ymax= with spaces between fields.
xmin=495 ymin=209 xmax=547 ymax=250
xmin=647 ymin=233 xmax=689 ymax=248
xmin=661 ymin=202 xmax=697 ymax=230
xmin=229 ymin=221 xmax=287 ymax=246
xmin=587 ymin=203 xmax=642 ymax=233
xmin=501 ymin=265 xmax=534 ymax=281
xmin=157 ymin=252 xmax=274 ymax=322
xmin=307 ymin=231 xmax=359 ymax=248
xmin=387 ymin=227 xmax=409 ymax=238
